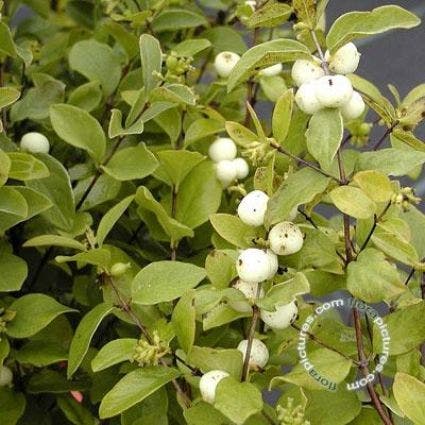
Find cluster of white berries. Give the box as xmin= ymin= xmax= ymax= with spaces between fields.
xmin=293 ymin=43 xmax=365 ymax=120
xmin=214 ymin=51 xmax=282 ymax=79
xmin=19 ymin=132 xmax=50 ymax=154
xmin=199 ymin=190 xmax=303 ymax=404
xmin=209 ymin=137 xmax=249 ymax=186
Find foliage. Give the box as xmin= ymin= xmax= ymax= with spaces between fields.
xmin=0 ymin=0 xmax=424 ymax=424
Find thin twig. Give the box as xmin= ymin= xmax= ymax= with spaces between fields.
xmin=291 ymin=323 xmax=360 ymax=365
xmin=352 ymin=309 xmax=393 ymax=425
xmin=241 ymin=304 xmax=260 ymax=381
xmin=372 ymin=123 xmax=398 ymax=151
xmin=105 ymin=274 xmax=192 ymax=407
xmin=270 ymin=140 xmax=340 ymax=183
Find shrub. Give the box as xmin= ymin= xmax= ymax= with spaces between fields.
xmin=0 ymin=1 xmax=424 ymax=424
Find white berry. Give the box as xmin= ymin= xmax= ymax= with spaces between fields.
xmin=291 ymin=59 xmax=325 ymax=87
xmin=237 ymin=338 xmax=269 ymax=369
xmin=232 ymin=158 xmax=249 ymax=179
xmin=340 ymin=91 xmax=365 ymax=120
xmin=314 ymin=75 xmax=353 ymax=108
xmin=268 ymin=221 xmax=304 ymax=256
xmin=20 ymin=132 xmax=50 ymax=154
xmin=209 ymin=137 xmax=237 ymax=162
xmin=216 ymin=160 xmax=237 ymax=187
xmin=295 ymin=82 xmax=323 ymax=115
xmin=260 ymin=301 xmax=298 ymax=329
xmin=214 ymin=51 xmax=240 ymax=78
xmin=236 ymin=248 xmax=271 ymax=283
xmin=259 ymin=63 xmax=283 ymax=77
xmin=325 ymin=42 xmax=361 ymax=75
xmin=237 ymin=190 xmax=269 ymax=227
xmin=266 ymin=249 xmax=278 ymax=280
xmin=0 ymin=366 xmax=13 ymax=387
xmin=199 ymin=370 xmax=229 ymax=404
xmin=231 ymin=280 xmax=264 ymax=313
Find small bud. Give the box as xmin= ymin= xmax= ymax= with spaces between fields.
xmin=110 ymin=262 xmax=131 ymax=277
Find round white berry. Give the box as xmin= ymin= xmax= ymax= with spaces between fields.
xmin=295 ymin=82 xmax=323 ymax=115
xmin=216 ymin=160 xmax=237 ymax=187
xmin=268 ymin=221 xmax=304 ymax=256
xmin=237 ymin=338 xmax=269 ymax=369
xmin=199 ymin=370 xmax=229 ymax=404
xmin=291 ymin=59 xmax=325 ymax=87
xmin=325 ymin=42 xmax=360 ymax=75
xmin=340 ymin=91 xmax=365 ymax=121
xmin=314 ymin=75 xmax=353 ymax=108
xmin=0 ymin=366 xmax=13 ymax=387
xmin=260 ymin=300 xmax=298 ymax=329
xmin=209 ymin=137 xmax=237 ymax=162
xmin=231 ymin=280 xmax=264 ymax=313
xmin=259 ymin=63 xmax=283 ymax=77
xmin=236 ymin=248 xmax=271 ymax=283
xmin=237 ymin=190 xmax=269 ymax=227
xmin=20 ymin=132 xmax=50 ymax=154
xmin=232 ymin=158 xmax=249 ymax=179
xmin=214 ymin=51 xmax=240 ymax=78
xmin=266 ymin=249 xmax=278 ymax=280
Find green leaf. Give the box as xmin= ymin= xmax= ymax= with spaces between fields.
xmin=7 ymin=152 xmax=50 ymax=181
xmin=135 ymin=186 xmax=193 ymax=243
xmin=258 ymin=272 xmax=310 ymax=311
xmin=0 ymin=186 xmax=27 ymax=217
xmin=225 ymin=121 xmax=257 ymax=147
xmin=57 ymin=395 xmax=97 ymax=425
xmin=371 ymin=228 xmax=420 ymax=269
xmin=56 ymin=248 xmax=111 ymax=269
xmin=188 ymin=346 xmax=243 ymax=378
xmin=150 ymin=84 xmax=197 ymax=106
xmin=215 ymin=377 xmax=263 ymax=425
xmin=6 ymin=294 xmax=76 ymax=339
xmin=329 ymin=186 xmax=376 ymax=219
xmin=172 ymin=290 xmax=196 ymax=354
xmin=151 ymin=9 xmax=208 ymax=32
xmin=91 ymin=338 xmax=137 ymax=372
xmin=202 ymin=26 xmax=247 ymax=55
xmin=272 ymin=89 xmax=294 ymax=145
xmin=0 ymin=149 xmax=10 ymax=186
xmin=304 ymin=386 xmax=361 ymax=425
xmin=101 ymin=145 xmax=157 ymax=181
xmin=357 ymin=148 xmax=425 ymax=177
xmin=173 ymin=38 xmax=211 ymax=57
xmin=69 ymin=39 xmax=121 ymax=96
xmin=266 ymin=168 xmax=330 ymax=226
xmin=68 ymin=81 xmax=102 ymax=112
xmin=132 ymin=261 xmax=206 ymax=305
xmin=23 ymin=234 xmax=86 ymax=251
xmin=155 ymin=150 xmax=204 ymax=189
xmin=26 ymin=154 xmax=75 ymax=231
xmin=0 ymin=22 xmax=17 ymax=57
xmin=0 ymin=87 xmax=20 ymax=109
xmin=67 ymin=303 xmax=114 ymax=378
xmin=102 ymin=19 xmax=139 ymax=59
xmin=326 ymin=5 xmax=421 ymax=53
xmin=209 ymin=214 xmax=261 ymax=248
xmin=99 ymin=367 xmax=181 ymax=418
xmin=246 ymin=2 xmax=293 ymax=28
xmin=0 ymin=388 xmax=26 ymax=425
xmin=227 ymin=39 xmax=310 ymax=92
xmin=0 ymin=252 xmax=27 ymax=292
xmin=205 ymin=250 xmax=237 ymax=289
xmin=393 ymin=373 xmax=425 ymax=425
xmin=184 ymin=119 xmax=225 ymax=147
xmin=185 ymin=401 xmax=229 ymax=425
xmin=140 ymin=34 xmax=162 ymax=94
xmin=347 ymin=248 xmax=406 ymax=303
xmin=97 ymin=195 xmax=134 ymax=247
xmin=50 ymin=104 xmax=106 ymax=163
xmin=373 ymin=301 xmax=425 ymax=355
xmin=306 ymin=109 xmax=343 ymax=169
xmin=15 ymin=341 xmax=68 ymax=367
xmin=108 ymin=109 xmax=144 ymax=138
xmin=175 ymin=161 xmax=222 ymax=229
xmin=274 ymin=348 xmax=352 ymax=390
xmin=353 ymin=170 xmax=393 ymax=203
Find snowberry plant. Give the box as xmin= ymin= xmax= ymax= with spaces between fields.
xmin=0 ymin=1 xmax=425 ymax=424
